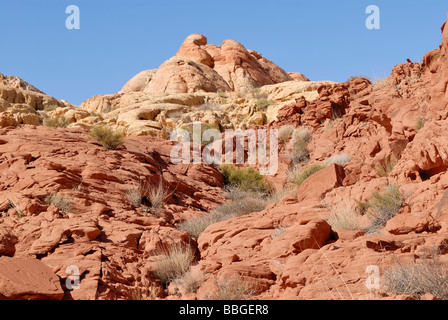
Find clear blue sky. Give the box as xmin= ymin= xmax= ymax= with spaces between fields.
xmin=1 ymin=0 xmax=447 ymax=105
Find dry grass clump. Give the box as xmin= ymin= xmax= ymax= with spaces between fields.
xmin=45 ymin=193 xmax=72 ymax=215
xmin=210 ymin=275 xmax=258 ymax=300
xmin=255 ymin=98 xmax=273 ymax=110
xmin=383 ymin=256 xmax=448 ymax=299
xmin=90 ymin=125 xmax=124 ymax=150
xmin=153 ymin=243 xmax=195 ymax=284
xmin=126 ymin=180 xmax=171 ymax=213
xmin=175 ymin=269 xmax=204 ymax=294
xmin=43 ymin=116 xmax=69 ymax=128
xmin=178 ymin=188 xmax=268 ymax=239
xmin=374 ymin=155 xmax=398 ymax=177
xmin=43 ymin=105 xmax=59 ymax=112
xmin=372 ymin=78 xmax=392 ymax=91
xmin=278 ymin=125 xmax=296 ymax=143
xmin=289 ymin=127 xmax=312 ymax=165
xmin=178 ymin=184 xmax=289 ymax=239
xmin=364 ymin=184 xmax=405 ymax=234
xmin=323 ymin=203 xmax=367 ymax=231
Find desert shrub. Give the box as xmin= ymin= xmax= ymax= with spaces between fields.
xmin=383 ymin=258 xmax=448 ymax=299
xmin=43 ymin=116 xmax=69 ymax=128
xmin=89 ymin=125 xmax=124 ymax=150
xmin=153 ymin=243 xmax=195 ymax=284
xmin=416 ymin=117 xmax=426 ymax=131
xmin=294 ymin=163 xmax=327 ymax=187
xmin=211 ymin=275 xmax=257 ymax=300
xmin=255 ymin=98 xmax=273 ymax=110
xmin=289 ymin=127 xmax=312 ymax=165
xmin=278 ymin=125 xmax=296 ymax=143
xmin=374 ymin=155 xmax=398 ymax=177
xmin=45 ymin=193 xmax=72 ymax=215
xmin=365 ymin=184 xmax=405 ymax=233
xmin=175 ymin=270 xmax=204 ymax=294
xmin=219 ymin=165 xmax=271 ymax=194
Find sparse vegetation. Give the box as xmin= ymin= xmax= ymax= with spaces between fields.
xmin=89 ymin=125 xmax=125 ymax=150
xmin=347 ymin=75 xmax=371 ymax=81
xmin=210 ymin=275 xmax=258 ymax=300
xmin=255 ymin=98 xmax=273 ymax=110
xmin=289 ymin=127 xmax=312 ymax=165
xmin=43 ymin=105 xmax=59 ymax=112
xmin=372 ymin=78 xmax=391 ymax=91
xmin=43 ymin=116 xmax=69 ymax=128
xmin=181 ymin=122 xmax=221 ymax=146
xmin=383 ymin=257 xmax=448 ymax=299
xmin=365 ymin=184 xmax=405 ymax=234
xmin=323 ymin=203 xmax=367 ymax=231
xmin=146 ymin=180 xmax=171 ymax=213
xmin=278 ymin=125 xmax=296 ymax=143
xmin=126 ymin=180 xmax=171 ymax=213
xmin=175 ymin=269 xmax=204 ymax=294
xmin=8 ymin=197 xmax=24 ymax=218
xmin=416 ymin=117 xmax=426 ymax=131
xmin=45 ymin=193 xmax=72 ymax=215
xmin=374 ymin=155 xmax=398 ymax=177
xmin=178 ymin=189 xmax=268 ymax=239
xmin=153 ymin=243 xmax=195 ymax=285
xmin=178 ymin=184 xmax=285 ymax=239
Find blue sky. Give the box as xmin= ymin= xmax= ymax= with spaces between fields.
xmin=1 ymin=0 xmax=447 ymax=105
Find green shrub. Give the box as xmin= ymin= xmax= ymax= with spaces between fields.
xmin=219 ymin=165 xmax=271 ymax=193
xmin=365 ymin=184 xmax=405 ymax=233
xmin=90 ymin=125 xmax=124 ymax=150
